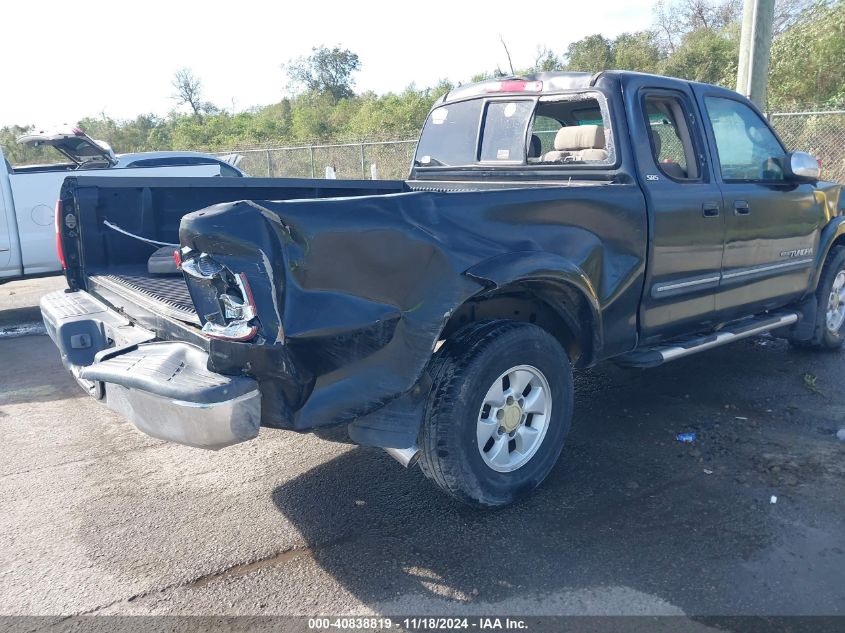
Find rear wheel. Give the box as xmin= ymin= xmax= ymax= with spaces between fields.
xmin=790 ymin=246 xmax=845 ymax=350
xmin=418 ymin=321 xmax=573 ymax=507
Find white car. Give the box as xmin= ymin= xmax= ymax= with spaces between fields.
xmin=0 ymin=128 xmax=244 ymax=282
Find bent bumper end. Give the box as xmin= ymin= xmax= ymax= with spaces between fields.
xmin=78 ymin=341 xmax=262 ymax=450
xmin=41 ymin=289 xmax=261 ymax=450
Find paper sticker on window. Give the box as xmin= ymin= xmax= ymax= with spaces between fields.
xmin=497 ymin=149 xmax=510 ymax=160
xmin=431 ymin=108 xmax=448 ymax=125
xmin=503 ymin=103 xmax=517 ymax=118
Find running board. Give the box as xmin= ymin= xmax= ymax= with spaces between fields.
xmin=617 ymin=312 xmax=799 ymax=368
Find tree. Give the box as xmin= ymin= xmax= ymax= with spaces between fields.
xmin=0 ymin=125 xmax=53 ymax=165
xmin=284 ymin=46 xmax=361 ymax=100
xmin=470 ymin=68 xmax=507 ymax=82
xmin=613 ymin=31 xmax=665 ymax=72
xmin=662 ymin=24 xmax=740 ymax=86
xmin=430 ymin=79 xmax=455 ymax=100
xmin=653 ymin=0 xmax=685 ymax=52
xmin=653 ymin=0 xmax=741 ymax=53
xmin=77 ymin=113 xmax=164 ymax=152
xmin=565 ymin=34 xmax=614 ymax=72
xmin=768 ymin=0 xmax=845 ymax=109
xmin=171 ymin=68 xmax=206 ymax=117
xmin=773 ymin=0 xmax=816 ymax=32
xmin=6 ymin=0 xmax=845 ymax=165
xmin=532 ymin=47 xmax=563 ymax=72
xmin=564 ymin=31 xmax=664 ymax=74
xmin=679 ymin=0 xmax=742 ymax=31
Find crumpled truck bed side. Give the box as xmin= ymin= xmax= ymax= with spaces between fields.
xmin=179 ymin=184 xmax=647 ymax=447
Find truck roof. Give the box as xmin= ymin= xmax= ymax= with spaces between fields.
xmin=438 ymin=70 xmax=699 ymax=105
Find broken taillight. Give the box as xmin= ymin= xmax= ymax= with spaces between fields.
xmin=181 ymin=254 xmax=258 ymax=341
xmin=204 ymin=272 xmax=258 ymax=341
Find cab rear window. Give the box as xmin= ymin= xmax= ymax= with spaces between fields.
xmin=414 ymin=100 xmax=483 ymax=167
xmin=479 ymin=101 xmax=534 ymax=163
xmin=414 ymin=93 xmax=612 ymax=168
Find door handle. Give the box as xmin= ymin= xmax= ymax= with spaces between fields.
xmin=734 ymin=200 xmax=751 ymax=215
xmin=702 ymin=202 xmax=720 ymax=217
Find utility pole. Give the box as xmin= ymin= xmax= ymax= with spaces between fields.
xmin=736 ymin=0 xmax=776 ymax=109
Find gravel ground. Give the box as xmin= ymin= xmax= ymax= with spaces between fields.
xmin=0 ymin=277 xmax=843 ymax=625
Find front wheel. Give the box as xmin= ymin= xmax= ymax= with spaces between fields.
xmin=418 ymin=321 xmax=573 ymax=507
xmin=790 ymin=246 xmax=845 ymax=350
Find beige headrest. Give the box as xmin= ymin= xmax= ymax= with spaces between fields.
xmin=554 ymin=125 xmax=605 ymax=151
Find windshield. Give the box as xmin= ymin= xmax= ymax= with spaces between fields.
xmin=414 ymin=93 xmax=612 ymax=168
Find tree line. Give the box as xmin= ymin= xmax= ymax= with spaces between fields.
xmin=2 ymin=0 xmax=842 ymax=164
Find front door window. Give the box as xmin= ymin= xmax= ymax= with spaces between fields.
xmin=705 ymin=97 xmax=787 ymax=182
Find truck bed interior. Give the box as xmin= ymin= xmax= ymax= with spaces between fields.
xmin=88 ymin=267 xmax=199 ymax=324
xmin=73 ymin=177 xmax=409 ymax=325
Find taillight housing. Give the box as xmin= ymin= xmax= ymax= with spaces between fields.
xmin=181 ymin=253 xmax=258 ymax=341
xmin=54 ymin=200 xmax=66 ymax=269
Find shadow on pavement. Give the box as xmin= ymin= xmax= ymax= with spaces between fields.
xmin=269 ymin=349 xmax=803 ymax=614
xmin=0 ymin=336 xmax=83 ymax=406
xmin=271 ymin=338 xmax=844 ymax=614
xmin=0 ymin=306 xmax=43 ymax=329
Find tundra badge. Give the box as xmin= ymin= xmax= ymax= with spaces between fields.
xmin=780 ymin=248 xmax=813 ymax=258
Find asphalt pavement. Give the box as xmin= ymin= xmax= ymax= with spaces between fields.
xmin=0 ymin=276 xmax=843 ymax=624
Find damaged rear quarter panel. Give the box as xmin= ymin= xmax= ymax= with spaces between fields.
xmin=179 ymin=184 xmax=647 ymax=440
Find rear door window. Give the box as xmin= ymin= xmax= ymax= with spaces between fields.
xmin=643 ymin=94 xmax=700 ymax=180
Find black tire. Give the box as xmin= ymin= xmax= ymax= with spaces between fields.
xmin=418 ymin=320 xmax=573 ymax=507
xmin=790 ymin=246 xmax=845 ymax=350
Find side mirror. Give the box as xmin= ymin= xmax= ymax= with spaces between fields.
xmin=787 ymin=151 xmax=820 ymax=181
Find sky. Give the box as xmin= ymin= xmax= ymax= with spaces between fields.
xmin=1 ymin=0 xmax=654 ymax=128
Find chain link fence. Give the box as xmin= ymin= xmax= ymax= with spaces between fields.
xmin=218 ymin=110 xmax=845 ymax=183
xmin=770 ymin=110 xmax=845 ymax=184
xmin=221 ymin=140 xmax=417 ymax=180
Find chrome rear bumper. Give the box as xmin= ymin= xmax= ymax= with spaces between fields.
xmin=41 ymin=289 xmax=260 ymax=450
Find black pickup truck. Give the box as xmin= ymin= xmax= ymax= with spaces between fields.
xmin=42 ymin=71 xmax=844 ymax=507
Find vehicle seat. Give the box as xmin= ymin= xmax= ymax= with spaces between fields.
xmin=650 ymin=129 xmax=688 ymax=179
xmin=542 ymin=125 xmax=608 ymax=163
xmin=527 ymin=134 xmax=542 ymax=161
